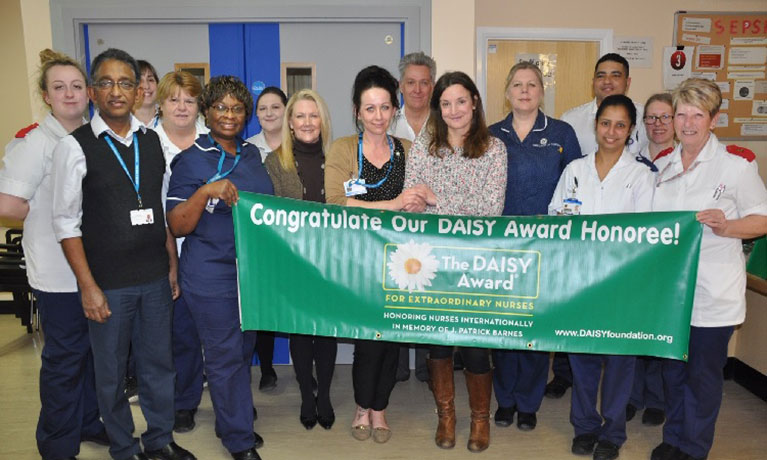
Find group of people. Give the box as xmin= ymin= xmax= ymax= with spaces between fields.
xmin=0 ymin=44 xmax=764 ymax=460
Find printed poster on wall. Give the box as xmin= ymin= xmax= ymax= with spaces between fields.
xmin=696 ymin=45 xmax=725 ymax=70
xmin=515 ymin=53 xmax=557 ymax=116
xmin=664 ymin=47 xmax=693 ymax=90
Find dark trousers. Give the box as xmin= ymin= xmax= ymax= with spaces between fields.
xmin=397 ymin=344 xmax=428 ymax=376
xmin=36 ymin=290 xmax=103 ymax=459
xmin=185 ymin=291 xmax=256 ymax=454
xmin=662 ymin=326 xmax=733 ymax=458
xmin=172 ymin=293 xmax=203 ymax=411
xmin=256 ymin=331 xmax=275 ymax=371
xmin=629 ymin=356 xmax=664 ymax=410
xmin=570 ymin=353 xmax=635 ymax=447
xmin=492 ymin=349 xmax=548 ymax=412
xmin=430 ymin=346 xmax=491 ymax=374
xmin=553 ymin=352 xmax=572 ymax=383
xmin=89 ymin=278 xmax=175 ymax=460
xmin=289 ymin=334 xmax=337 ymax=416
xmin=353 ymin=340 xmax=399 ymax=411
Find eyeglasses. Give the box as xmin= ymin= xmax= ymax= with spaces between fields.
xmin=644 ymin=114 xmax=673 ymax=125
xmin=92 ymin=80 xmax=137 ymax=91
xmin=212 ymin=103 xmax=246 ymax=116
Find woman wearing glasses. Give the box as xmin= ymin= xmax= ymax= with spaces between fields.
xmin=167 ymin=76 xmax=273 ymax=460
xmin=639 ymin=93 xmax=675 ymax=162
xmin=625 ymin=93 xmax=674 ymax=428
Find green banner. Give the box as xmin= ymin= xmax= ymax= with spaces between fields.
xmin=234 ymin=193 xmax=702 ymax=360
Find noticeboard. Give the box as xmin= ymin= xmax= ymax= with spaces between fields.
xmin=674 ymin=11 xmax=767 ymax=140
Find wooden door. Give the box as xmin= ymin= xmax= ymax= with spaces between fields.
xmin=486 ymin=40 xmax=599 ymax=124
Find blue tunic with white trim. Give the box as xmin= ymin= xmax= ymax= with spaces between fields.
xmin=489 ymin=110 xmax=582 ymax=216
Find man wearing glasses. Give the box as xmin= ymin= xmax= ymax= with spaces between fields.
xmin=51 ymin=48 xmax=195 ymax=460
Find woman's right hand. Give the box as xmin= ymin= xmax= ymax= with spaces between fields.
xmin=203 ymin=179 xmax=239 ymax=206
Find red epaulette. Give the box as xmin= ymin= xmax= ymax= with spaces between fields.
xmin=14 ymin=123 xmax=39 ymax=138
xmin=726 ymin=144 xmax=756 ymax=162
xmin=653 ymin=146 xmax=674 ymax=163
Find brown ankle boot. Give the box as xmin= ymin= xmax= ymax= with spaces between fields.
xmin=465 ymin=369 xmax=492 ymax=452
xmin=427 ymin=357 xmax=455 ymax=449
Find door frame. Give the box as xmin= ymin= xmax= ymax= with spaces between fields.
xmin=476 ymin=27 xmax=613 ymax=108
xmin=50 ymin=0 xmax=430 ymax=66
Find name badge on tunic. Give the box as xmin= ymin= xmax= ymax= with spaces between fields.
xmin=206 ymin=198 xmax=220 ymax=214
xmin=562 ymin=198 xmax=582 ymax=216
xmin=130 ymin=208 xmax=154 ymax=226
xmin=344 ymin=178 xmax=367 ymax=197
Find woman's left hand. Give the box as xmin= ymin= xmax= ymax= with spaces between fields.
xmin=696 ymin=208 xmax=728 ymax=236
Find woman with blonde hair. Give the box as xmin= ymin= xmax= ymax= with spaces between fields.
xmin=152 ymin=70 xmax=211 ymax=433
xmin=0 ymin=48 xmax=108 ymax=460
xmin=651 ymin=78 xmax=767 ymax=460
xmin=264 ymin=89 xmax=336 ymax=430
xmin=489 ymin=61 xmax=581 ymax=432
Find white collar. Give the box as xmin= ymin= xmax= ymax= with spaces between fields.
xmin=90 ymin=111 xmax=145 ymax=144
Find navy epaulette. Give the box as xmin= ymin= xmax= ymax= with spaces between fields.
xmin=635 ymin=154 xmax=658 ymax=172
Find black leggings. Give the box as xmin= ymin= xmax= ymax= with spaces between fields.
xmin=352 ymin=340 xmax=399 ymax=411
xmin=290 ymin=334 xmax=337 ymax=417
xmin=430 ymin=346 xmax=491 ymax=374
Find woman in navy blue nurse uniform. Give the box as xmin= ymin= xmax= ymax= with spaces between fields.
xmin=167 ymin=76 xmax=273 ymax=460
xmin=488 ymin=61 xmax=582 ymax=432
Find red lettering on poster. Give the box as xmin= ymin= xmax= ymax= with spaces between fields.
xmin=714 ymin=19 xmax=724 ymax=34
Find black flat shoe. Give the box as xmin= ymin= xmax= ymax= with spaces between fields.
xmin=642 ymin=408 xmax=666 ymax=426
xmin=516 ymin=411 xmax=537 ymax=431
xmin=593 ymin=440 xmax=620 ymax=460
xmin=317 ymin=412 xmax=335 ymax=430
xmin=231 ymin=447 xmax=261 ymax=460
xmin=572 ymin=433 xmax=598 ymax=455
xmin=174 ymin=409 xmax=196 ymax=433
xmin=145 ymin=442 xmax=196 ymax=460
xmin=544 ymin=376 xmax=571 ymax=399
xmin=258 ymin=370 xmax=277 ymax=392
xmin=252 ymin=431 xmax=264 ymax=449
xmin=651 ymin=442 xmax=680 ymax=460
xmin=625 ymin=404 xmax=637 ymax=421
xmin=494 ymin=406 xmax=515 ymax=427
xmin=81 ymin=427 xmax=110 ymax=446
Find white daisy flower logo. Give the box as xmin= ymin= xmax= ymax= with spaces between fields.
xmin=387 ymin=240 xmax=439 ymax=292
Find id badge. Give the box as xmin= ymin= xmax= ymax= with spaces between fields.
xmin=130 ymin=208 xmax=154 ymax=226
xmin=205 ymin=198 xmax=220 ymax=214
xmin=344 ymin=178 xmax=367 ymax=197
xmin=562 ymin=198 xmax=582 ymax=216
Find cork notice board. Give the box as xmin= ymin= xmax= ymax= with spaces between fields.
xmin=674 ymin=11 xmax=767 ymax=140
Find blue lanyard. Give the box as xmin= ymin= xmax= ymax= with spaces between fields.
xmin=104 ymin=133 xmax=142 ymax=208
xmin=356 ymin=132 xmax=395 ymax=189
xmin=206 ymin=134 xmax=242 ymax=184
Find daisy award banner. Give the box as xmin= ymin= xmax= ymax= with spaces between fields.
xmin=234 ymin=193 xmax=703 ymax=361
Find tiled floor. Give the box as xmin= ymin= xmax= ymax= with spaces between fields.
xmin=0 ymin=315 xmax=765 ymax=460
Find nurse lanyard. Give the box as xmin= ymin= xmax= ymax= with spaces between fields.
xmin=355 ymin=132 xmax=395 ymax=188
xmin=206 ymin=134 xmax=242 ymax=184
xmin=104 ymin=133 xmax=142 ymax=208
